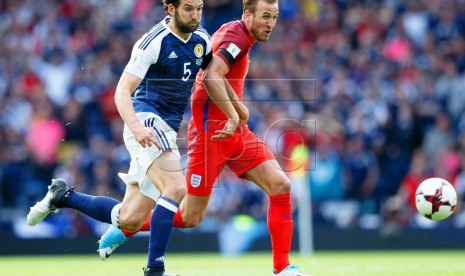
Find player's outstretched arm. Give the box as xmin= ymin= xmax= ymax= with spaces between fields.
xmin=114 ymin=72 xmax=161 ymax=149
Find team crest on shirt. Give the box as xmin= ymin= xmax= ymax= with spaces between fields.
xmin=190 ymin=174 xmax=202 ymax=188
xmin=194 ymin=44 xmax=204 ymax=58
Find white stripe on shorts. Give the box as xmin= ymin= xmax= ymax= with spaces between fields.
xmin=144 ymin=118 xmax=173 ymax=151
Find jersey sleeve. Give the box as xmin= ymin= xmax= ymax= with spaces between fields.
xmin=124 ymin=38 xmax=160 ymax=79
xmin=201 ymin=51 xmax=212 ymax=69
xmin=216 ymin=28 xmax=250 ymax=68
xmin=195 ymin=27 xmax=213 ymax=69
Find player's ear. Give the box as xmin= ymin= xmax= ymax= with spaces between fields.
xmin=243 ymin=9 xmax=253 ymax=20
xmin=167 ymin=4 xmax=176 ymax=17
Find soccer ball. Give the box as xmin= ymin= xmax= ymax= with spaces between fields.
xmin=415 ymin=177 xmax=457 ymax=221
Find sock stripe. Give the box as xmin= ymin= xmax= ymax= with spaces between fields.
xmin=157 ymin=197 xmax=178 ymax=213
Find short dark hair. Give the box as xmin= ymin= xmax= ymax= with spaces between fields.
xmin=163 ymin=0 xmax=181 ymax=12
xmin=243 ymin=0 xmax=277 ymax=14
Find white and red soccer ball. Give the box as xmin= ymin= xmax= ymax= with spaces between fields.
xmin=415 ymin=177 xmax=457 ymax=221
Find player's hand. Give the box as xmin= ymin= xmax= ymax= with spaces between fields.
xmin=211 ymin=118 xmax=240 ymax=141
xmin=236 ymin=102 xmax=249 ymax=126
xmin=129 ymin=122 xmax=162 ymax=149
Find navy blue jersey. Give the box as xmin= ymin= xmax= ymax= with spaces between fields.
xmin=124 ymin=16 xmax=211 ymax=131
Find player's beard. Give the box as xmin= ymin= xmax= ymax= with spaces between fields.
xmin=174 ymin=9 xmax=200 ymax=34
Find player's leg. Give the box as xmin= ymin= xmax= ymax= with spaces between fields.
xmin=97 ymin=183 xmax=155 ymax=260
xmin=101 ymin=187 xmax=212 ymax=232
xmin=97 ymin=135 xmax=161 ymax=260
xmin=118 ymin=183 xmax=155 ymax=230
xmin=143 ymin=149 xmax=186 ymax=275
xmin=111 ymin=192 xmax=211 ymax=236
xmin=179 ymin=194 xmax=211 ymax=226
xmin=246 ymin=163 xmax=308 ymax=275
xmin=98 ymin=192 xmax=211 ymax=261
xmin=98 ymin=111 xmax=164 ymax=260
xmin=26 ymin=178 xmax=121 ymax=226
xmin=178 ymin=130 xmax=224 ymax=226
xmin=230 ymin=127 xmax=307 ymax=275
xmin=98 ymin=189 xmax=211 ymax=260
xmin=97 ymin=166 xmax=164 ymax=260
xmin=26 ymin=177 xmax=155 ymax=260
xmin=243 ymin=159 xmax=295 ymax=275
xmin=98 ymin=124 xmax=226 ymax=261
xmin=142 ymin=118 xmax=237 ymax=274
xmin=26 ymin=179 xmax=162 ymax=265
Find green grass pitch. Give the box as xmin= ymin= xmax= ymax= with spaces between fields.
xmin=1 ymin=251 xmax=465 ymax=276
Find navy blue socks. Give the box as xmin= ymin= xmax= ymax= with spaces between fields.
xmin=147 ymin=196 xmax=179 ymax=271
xmin=60 ymin=190 xmax=119 ymax=224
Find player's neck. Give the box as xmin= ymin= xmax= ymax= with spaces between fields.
xmin=167 ymin=20 xmax=190 ymax=40
xmin=243 ymin=19 xmax=257 ymax=42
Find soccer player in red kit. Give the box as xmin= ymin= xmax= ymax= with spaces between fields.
xmin=99 ymin=0 xmax=308 ymax=275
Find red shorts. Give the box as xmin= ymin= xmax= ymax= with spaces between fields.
xmin=186 ymin=120 xmax=275 ymax=196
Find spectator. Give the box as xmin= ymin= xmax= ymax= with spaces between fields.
xmin=421 ymin=112 xmax=455 ymax=169
xmin=343 ymin=134 xmax=379 ymax=203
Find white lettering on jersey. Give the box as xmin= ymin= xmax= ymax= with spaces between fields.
xmin=226 ymin=43 xmax=241 ymax=59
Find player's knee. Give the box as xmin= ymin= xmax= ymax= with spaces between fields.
xmin=119 ymin=213 xmax=145 ymax=231
xmin=269 ymin=177 xmax=291 ymax=195
xmin=177 ymin=185 xmax=187 ymax=200
xmin=119 ymin=217 xmax=143 ymax=231
xmin=165 ymin=185 xmax=187 ymax=203
xmin=161 ymin=179 xmax=186 ymax=203
xmin=183 ymin=212 xmax=205 ymax=228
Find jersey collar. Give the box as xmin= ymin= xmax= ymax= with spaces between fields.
xmin=238 ymin=20 xmax=254 ymax=44
xmin=163 ymin=16 xmax=192 ymax=43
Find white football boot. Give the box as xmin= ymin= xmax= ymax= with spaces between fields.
xmin=273 ymin=265 xmax=310 ymax=276
xmin=26 ymin=178 xmax=70 ymax=226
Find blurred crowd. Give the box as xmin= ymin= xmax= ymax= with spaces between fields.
xmin=1 ymin=0 xmax=465 ymax=238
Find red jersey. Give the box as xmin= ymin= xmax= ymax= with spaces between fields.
xmin=191 ymin=20 xmax=254 ymax=131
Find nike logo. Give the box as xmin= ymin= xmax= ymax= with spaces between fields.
xmin=105 ymin=252 xmax=111 ymax=259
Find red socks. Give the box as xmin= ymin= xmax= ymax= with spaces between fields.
xmin=121 ymin=208 xmax=186 ymax=238
xmin=173 ymin=208 xmax=186 ymax=228
xmin=268 ymin=193 xmax=293 ymax=273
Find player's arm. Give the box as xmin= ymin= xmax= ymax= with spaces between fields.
xmin=224 ymin=79 xmax=249 ymax=124
xmin=114 ymin=72 xmax=160 ymax=149
xmin=202 ymin=55 xmax=238 ymax=120
xmin=115 ymin=42 xmax=162 ymax=149
xmin=201 ymin=55 xmax=240 ymax=139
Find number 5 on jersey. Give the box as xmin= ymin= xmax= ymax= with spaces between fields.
xmin=182 ymin=62 xmax=191 ymax=81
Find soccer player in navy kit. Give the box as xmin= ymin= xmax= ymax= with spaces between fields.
xmin=26 ymin=0 xmax=211 ymax=275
